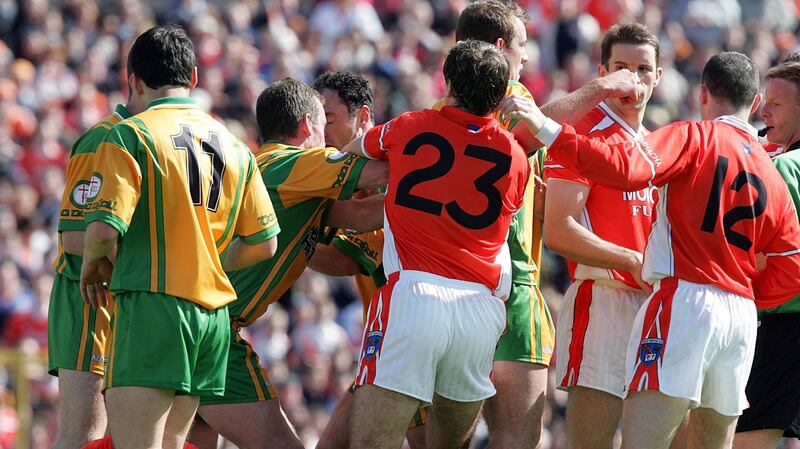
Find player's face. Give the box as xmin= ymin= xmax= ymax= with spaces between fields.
xmin=502 ymin=18 xmax=528 ymax=81
xmin=761 ymin=78 xmax=800 ymax=148
xmin=600 ymin=43 xmax=661 ymax=119
xmin=321 ymin=89 xmax=359 ymax=149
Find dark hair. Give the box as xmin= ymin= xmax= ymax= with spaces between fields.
xmin=455 ymin=0 xmax=527 ymax=47
xmin=312 ymin=71 xmax=374 ymax=116
xmin=701 ymin=51 xmax=759 ymax=110
xmin=782 ymin=51 xmax=800 ymax=63
xmin=766 ymin=61 xmax=800 ymax=106
xmin=600 ymin=23 xmax=660 ymax=68
xmin=256 ymin=78 xmax=323 ymax=143
xmin=128 ymin=25 xmax=196 ymax=89
xmin=443 ymin=40 xmax=509 ymax=117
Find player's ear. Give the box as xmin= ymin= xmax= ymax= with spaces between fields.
xmin=130 ymin=74 xmax=145 ymax=96
xmin=358 ymin=105 xmax=372 ymax=127
xmin=699 ymin=84 xmax=709 ymax=106
xmin=653 ymin=66 xmax=663 ymax=87
xmin=495 ymin=37 xmax=506 ymax=50
xmin=298 ymin=113 xmax=313 ymax=140
xmin=597 ymin=63 xmax=607 ymax=77
xmin=749 ymin=92 xmax=763 ymax=115
xmin=189 ymin=67 xmax=198 ymax=89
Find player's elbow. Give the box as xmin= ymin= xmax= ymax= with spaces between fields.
xmin=61 ymin=231 xmax=85 ymax=256
xmin=86 ymin=222 xmax=119 ymax=247
xmin=544 ymin=224 xmax=569 ymax=256
xmin=261 ymin=236 xmax=278 ymax=260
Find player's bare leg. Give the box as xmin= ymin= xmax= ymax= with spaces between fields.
xmin=351 ymin=384 xmax=421 ymax=449
xmin=186 ymin=416 xmax=219 ymax=449
xmin=732 ymin=429 xmax=783 ymax=449
xmin=685 ymin=407 xmax=739 ymax=449
xmin=198 ymin=400 xmax=303 ymax=449
xmin=52 ymin=369 xmax=107 ymax=449
xmin=406 ymin=423 xmax=427 ymax=449
xmin=565 ymin=386 xmax=623 ymax=449
xmin=162 ymin=395 xmax=200 ymax=449
xmin=483 ymin=361 xmax=547 ymax=449
xmin=105 ymin=386 xmax=173 ymax=449
xmin=668 ymin=412 xmax=691 ymax=449
xmin=316 ymin=390 xmax=353 ymax=449
xmin=622 ymin=390 xmax=690 ymax=449
xmin=425 ymin=394 xmax=483 ymax=449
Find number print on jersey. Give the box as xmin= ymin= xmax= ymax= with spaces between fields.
xmin=394 ymin=132 xmax=512 ymax=230
xmin=171 ymin=125 xmax=227 ymax=212
xmin=700 ymin=155 xmax=767 ymax=251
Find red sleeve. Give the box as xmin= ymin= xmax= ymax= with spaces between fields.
xmin=543 ymin=153 xmax=592 ymax=186
xmin=752 ymin=201 xmax=800 ymax=308
xmin=360 ymin=118 xmax=399 ymax=160
xmin=546 ymin=122 xmax=695 ymax=191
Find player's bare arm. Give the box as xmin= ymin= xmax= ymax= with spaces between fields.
xmin=80 ymin=221 xmax=118 ymax=309
xmin=61 ymin=230 xmax=85 ymax=256
xmin=222 ymin=236 xmax=278 ymax=272
xmin=540 ymin=69 xmax=643 ymax=125
xmin=308 ymin=244 xmax=363 ymax=276
xmin=544 ymin=179 xmax=650 ymax=292
xmin=324 ymin=193 xmax=385 ymax=232
xmin=356 ymin=160 xmax=389 ymax=189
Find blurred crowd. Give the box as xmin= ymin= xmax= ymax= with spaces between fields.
xmin=0 ymin=0 xmax=799 ymax=447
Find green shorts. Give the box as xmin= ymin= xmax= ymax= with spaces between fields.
xmin=105 ymin=291 xmax=230 ymax=397
xmin=494 ymin=282 xmax=555 ymax=365
xmin=47 ymin=274 xmax=113 ymax=377
xmin=199 ymin=331 xmax=277 ymax=405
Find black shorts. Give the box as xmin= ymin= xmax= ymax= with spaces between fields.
xmin=736 ymin=312 xmax=800 ymax=438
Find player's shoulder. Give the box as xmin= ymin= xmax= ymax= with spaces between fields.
xmin=506 ymin=80 xmax=533 ymax=99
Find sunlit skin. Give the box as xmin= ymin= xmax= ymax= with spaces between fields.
xmin=308 ymin=98 xmax=327 ymax=148
xmin=500 ymin=18 xmax=528 ymax=82
xmin=320 ymin=88 xmax=363 ymax=149
xmin=599 ymin=43 xmax=662 ymax=130
xmin=761 ymin=77 xmax=800 ymax=148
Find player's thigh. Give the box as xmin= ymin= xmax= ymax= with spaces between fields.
xmin=186 ymin=416 xmax=219 ymax=449
xmin=426 ymin=393 xmax=483 ymax=449
xmin=163 ymin=395 xmax=200 ymax=449
xmin=686 ymin=407 xmax=739 ymax=449
xmin=48 ymin=274 xmax=113 ymax=377
xmin=622 ymin=390 xmax=691 ymax=449
xmin=105 ymin=386 xmax=174 ymax=449
xmin=317 ymin=389 xmax=354 ymax=449
xmin=732 ymin=429 xmax=784 ymax=449
xmin=198 ymin=399 xmax=302 ymax=449
xmin=558 ymin=280 xmax=646 ymax=397
xmin=484 ymin=360 xmax=547 ymax=437
xmin=53 ymin=368 xmax=106 ymax=446
xmin=494 ymin=282 xmax=554 ymax=366
xmin=351 ymin=384 xmax=421 ymax=449
xmin=565 ymin=385 xmax=623 ymax=449
xmin=106 ymin=292 xmax=229 ymax=395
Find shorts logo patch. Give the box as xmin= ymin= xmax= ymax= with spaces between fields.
xmin=639 ymin=338 xmax=663 ymax=366
xmin=363 ymin=330 xmax=383 ymax=360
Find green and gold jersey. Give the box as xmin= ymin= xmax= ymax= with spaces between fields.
xmin=332 ymin=229 xmax=386 ymax=322
xmin=227 ymin=143 xmax=367 ymax=327
xmin=85 ymin=97 xmax=279 ymax=310
xmin=434 ymin=80 xmax=544 ymax=285
xmin=53 ymin=104 xmax=132 ymax=281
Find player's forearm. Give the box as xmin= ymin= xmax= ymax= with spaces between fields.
xmin=356 ymin=161 xmax=389 ymax=190
xmin=308 ymin=245 xmax=363 ymax=276
xmin=61 ymin=231 xmax=86 ymax=256
xmin=545 ymin=218 xmax=641 ymax=272
xmin=223 ymin=237 xmax=278 ymax=271
xmin=325 ymin=195 xmax=385 ymax=232
xmin=83 ymin=222 xmax=118 ymax=262
xmin=541 ymin=78 xmax=607 ymax=126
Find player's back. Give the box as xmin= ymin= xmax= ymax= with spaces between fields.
xmin=93 ymin=98 xmax=264 ymax=309
xmin=372 ymin=107 xmax=529 ymax=290
xmin=645 ymin=117 xmax=794 ymax=300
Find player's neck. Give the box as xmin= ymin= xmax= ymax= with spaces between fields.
xmin=143 ymin=86 xmax=192 ymax=108
xmin=607 ymin=103 xmax=644 ymax=132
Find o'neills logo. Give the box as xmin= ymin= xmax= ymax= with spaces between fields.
xmin=85 ymin=198 xmax=118 ymax=212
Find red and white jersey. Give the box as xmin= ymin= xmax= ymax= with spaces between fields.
xmin=359 ymin=106 xmax=530 ymax=290
xmin=764 ymin=142 xmax=786 ymax=158
xmin=547 ymin=115 xmax=800 ymax=309
xmin=544 ymin=102 xmax=656 ymax=289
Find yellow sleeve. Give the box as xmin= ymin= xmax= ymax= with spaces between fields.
xmin=84 ymin=125 xmax=143 ymax=236
xmin=59 ymin=152 xmax=98 ymax=232
xmin=236 ymin=152 xmax=280 ymax=244
xmin=274 ymin=147 xmax=367 ymax=206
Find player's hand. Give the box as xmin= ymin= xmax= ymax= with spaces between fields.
xmin=756 ymin=252 xmax=767 ymax=271
xmin=80 ymin=258 xmax=111 ymax=310
xmin=499 ymin=95 xmax=546 ymax=135
xmin=597 ymin=69 xmax=644 ymax=102
xmin=628 ymin=251 xmax=653 ymax=295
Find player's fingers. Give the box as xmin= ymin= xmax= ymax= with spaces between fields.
xmin=80 ymin=281 xmax=90 ymax=305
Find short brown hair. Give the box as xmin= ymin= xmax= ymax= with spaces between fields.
xmin=256 ymin=78 xmax=323 ymax=143
xmin=455 ymin=0 xmax=527 ymax=47
xmin=443 ymin=39 xmax=509 ymax=117
xmin=600 ymin=23 xmax=660 ymax=69
xmin=766 ymin=61 xmax=800 ymax=106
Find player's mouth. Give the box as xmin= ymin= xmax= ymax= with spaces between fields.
xmin=758 ymin=125 xmax=774 ymax=137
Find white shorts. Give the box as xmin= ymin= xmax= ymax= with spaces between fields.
xmin=624 ymin=279 xmax=757 ymax=416
xmin=555 ymin=279 xmax=649 ymax=398
xmin=354 ymin=270 xmax=506 ymax=403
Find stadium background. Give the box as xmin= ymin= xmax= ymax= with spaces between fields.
xmin=0 ymin=0 xmax=798 ymax=447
